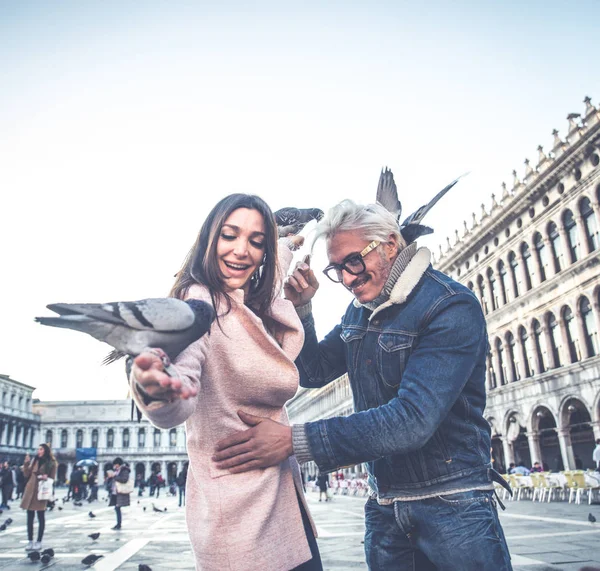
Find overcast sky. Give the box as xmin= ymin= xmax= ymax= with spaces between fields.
xmin=1 ymin=0 xmax=599 ymax=401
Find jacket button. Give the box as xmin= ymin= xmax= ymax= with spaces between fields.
xmin=387 ymin=341 xmax=394 ymax=348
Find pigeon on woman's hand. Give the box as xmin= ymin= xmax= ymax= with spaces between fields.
xmin=35 ymin=298 xmax=215 ymax=376
xmin=274 ymin=207 xmax=324 ymax=237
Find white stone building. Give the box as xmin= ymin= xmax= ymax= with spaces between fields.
xmin=435 ymin=96 xmax=600 ymax=472
xmin=0 ymin=374 xmax=41 ymax=464
xmin=288 ymin=96 xmax=600 ymax=476
xmin=33 ymin=400 xmax=188 ymax=485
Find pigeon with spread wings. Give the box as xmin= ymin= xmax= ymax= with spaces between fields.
xmin=274 ymin=207 xmax=324 ymax=237
xmin=375 ymin=167 xmax=467 ymax=244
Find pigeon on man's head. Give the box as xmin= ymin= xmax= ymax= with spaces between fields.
xmin=35 ymin=297 xmax=215 ymax=373
xmin=375 ymin=167 xmax=468 ymax=244
xmin=88 ymin=532 xmax=100 ymax=540
xmin=81 ymin=553 xmax=104 ymax=566
xmin=274 ymin=207 xmax=324 ymax=237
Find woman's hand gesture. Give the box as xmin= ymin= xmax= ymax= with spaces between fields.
xmin=284 ymin=256 xmax=319 ymax=307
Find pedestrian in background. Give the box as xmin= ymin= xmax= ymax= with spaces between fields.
xmin=593 ymin=439 xmax=600 ymax=471
xmin=21 ymin=444 xmax=57 ymax=551
xmin=107 ymin=457 xmax=131 ymax=530
xmin=16 ymin=465 xmax=25 ymax=499
xmin=177 ymin=463 xmax=188 ymax=507
xmin=316 ymin=473 xmax=329 ymax=502
xmin=0 ymin=461 xmax=13 ymax=509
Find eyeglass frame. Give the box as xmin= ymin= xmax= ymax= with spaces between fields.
xmin=322 ymin=240 xmax=381 ymax=283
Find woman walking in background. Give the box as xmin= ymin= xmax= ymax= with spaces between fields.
xmin=177 ymin=462 xmax=188 ymax=507
xmin=21 ymin=444 xmax=57 ymax=551
xmin=107 ymin=457 xmax=131 ymax=530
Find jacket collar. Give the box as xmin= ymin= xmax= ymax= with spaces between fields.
xmin=353 ymin=247 xmax=431 ymax=320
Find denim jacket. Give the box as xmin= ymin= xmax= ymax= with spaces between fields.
xmin=297 ymin=248 xmax=504 ymax=499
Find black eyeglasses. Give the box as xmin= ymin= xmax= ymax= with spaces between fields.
xmin=323 ymin=240 xmax=381 ymax=283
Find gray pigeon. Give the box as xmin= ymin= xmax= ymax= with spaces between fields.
xmin=274 ymin=207 xmax=324 ymax=237
xmin=35 ymin=298 xmax=215 ymax=372
xmin=375 ymin=167 xmax=467 ymax=243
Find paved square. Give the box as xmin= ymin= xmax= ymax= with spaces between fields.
xmin=0 ymin=489 xmax=598 ymax=569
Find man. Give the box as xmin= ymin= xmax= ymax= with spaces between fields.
xmin=530 ymin=461 xmax=543 ymax=473
xmin=0 ymin=461 xmax=13 ymax=509
xmin=213 ymin=199 xmax=511 ymax=570
xmin=593 ymin=439 xmax=600 ymax=471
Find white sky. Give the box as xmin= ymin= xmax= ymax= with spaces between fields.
xmin=1 ymin=0 xmax=599 ymax=401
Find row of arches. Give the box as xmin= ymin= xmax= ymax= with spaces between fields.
xmin=487 ymin=294 xmax=600 ymax=388
xmin=46 ymin=427 xmax=180 ymax=450
xmin=489 ymin=395 xmax=599 ymax=472
xmin=469 ymin=190 xmax=600 ymax=315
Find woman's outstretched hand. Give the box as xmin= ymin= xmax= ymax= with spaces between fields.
xmin=132 ymin=350 xmax=197 ymax=402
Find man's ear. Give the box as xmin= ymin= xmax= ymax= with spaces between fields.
xmin=385 ymin=233 xmax=400 ymax=259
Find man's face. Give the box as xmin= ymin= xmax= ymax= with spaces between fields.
xmin=326 ymin=231 xmax=397 ymax=304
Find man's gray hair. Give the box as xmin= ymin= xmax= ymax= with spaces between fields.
xmin=312 ymin=199 xmax=407 ymax=249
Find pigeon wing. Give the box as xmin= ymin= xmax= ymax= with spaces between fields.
xmin=376 ymin=168 xmax=402 ymax=220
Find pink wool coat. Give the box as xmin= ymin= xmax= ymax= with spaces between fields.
xmin=131 ymin=247 xmax=316 ymax=571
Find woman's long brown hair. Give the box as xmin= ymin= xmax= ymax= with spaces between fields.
xmin=169 ymin=194 xmax=280 ymax=321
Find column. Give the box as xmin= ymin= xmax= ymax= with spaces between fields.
xmin=542 ymin=237 xmax=557 ymax=278
xmin=557 ymin=428 xmax=576 ymax=471
xmin=517 ymin=250 xmax=532 ymax=292
xmin=485 ymin=270 xmax=497 ymax=312
xmin=493 ymin=346 xmax=504 ymax=386
xmin=542 ymin=324 xmax=559 ymax=369
xmin=557 ymin=226 xmax=572 ymax=264
xmin=531 ymin=239 xmax=545 ymax=286
xmin=592 ymin=421 xmax=600 ymax=442
xmin=527 ymin=431 xmax=543 ymax=465
xmin=558 ymin=316 xmax=573 ymax=365
xmin=575 ymin=306 xmax=592 ymax=359
xmin=528 ymin=323 xmax=544 ymax=375
xmin=517 ymin=336 xmax=529 ymax=379
xmin=575 ymin=214 xmax=591 ymax=257
xmin=503 ymin=338 xmax=517 ymax=383
xmin=502 ymin=437 xmax=515 ymax=468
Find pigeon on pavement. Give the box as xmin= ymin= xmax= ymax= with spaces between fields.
xmin=41 ymin=548 xmax=54 ymax=557
xmin=139 ymin=565 xmax=152 ymax=571
xmin=274 ymin=207 xmax=324 ymax=237
xmin=81 ymin=553 xmax=104 ymax=566
xmin=88 ymin=511 xmax=96 ymax=518
xmin=0 ymin=524 xmax=5 ymax=532
xmin=27 ymin=551 xmax=41 ymax=561
xmin=41 ymin=554 xmax=51 ymax=565
xmin=88 ymin=533 xmax=100 ymax=540
xmin=35 ymin=298 xmax=215 ymax=373
xmin=151 ymin=503 xmax=166 ymax=513
xmin=589 ymin=513 xmax=597 ymax=523
xmin=375 ymin=167 xmax=467 ymax=244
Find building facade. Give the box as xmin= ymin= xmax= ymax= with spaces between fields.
xmin=0 ymin=374 xmax=41 ymax=465
xmin=287 ymin=96 xmax=600 ymax=476
xmin=33 ymin=400 xmax=188 ymax=485
xmin=435 ymin=96 xmax=600 ymax=472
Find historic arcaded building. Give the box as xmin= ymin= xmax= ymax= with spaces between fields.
xmin=34 ymin=400 xmax=188 ymax=485
xmin=287 ymin=96 xmax=600 ymax=476
xmin=435 ymin=96 xmax=600 ymax=472
xmin=0 ymin=374 xmax=41 ymax=464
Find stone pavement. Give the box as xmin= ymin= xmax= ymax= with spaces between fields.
xmin=0 ymin=488 xmax=598 ymax=570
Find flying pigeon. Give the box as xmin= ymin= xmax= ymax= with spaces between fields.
xmin=88 ymin=532 xmax=100 ymax=540
xmin=81 ymin=553 xmax=104 ymax=566
xmin=35 ymin=298 xmax=215 ymax=375
xmin=274 ymin=207 xmax=324 ymax=237
xmin=375 ymin=167 xmax=467 ymax=244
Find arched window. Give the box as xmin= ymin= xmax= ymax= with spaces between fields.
xmin=579 ymin=197 xmax=599 ymax=252
xmin=169 ymin=428 xmax=177 ymax=447
xmin=467 ymin=281 xmax=474 ymax=292
xmin=579 ymin=296 xmax=598 ymax=357
xmin=520 ymin=243 xmax=534 ymax=290
xmin=548 ymin=221 xmax=564 ymax=273
xmin=107 ymin=429 xmax=114 ymax=448
xmin=547 ymin=312 xmax=561 ymax=367
xmin=497 ymin=261 xmax=509 ymax=305
xmin=61 ymin=429 xmax=68 ymax=448
xmin=532 ymin=319 xmax=546 ymax=374
xmin=76 ymin=429 xmax=83 ymax=448
xmin=154 ymin=428 xmax=161 ymax=448
xmin=138 ymin=428 xmax=146 ymax=448
xmin=533 ymin=232 xmax=548 ymax=282
xmin=495 ymin=338 xmax=506 ymax=385
xmin=487 ymin=268 xmax=498 ymax=310
xmin=477 ymin=275 xmax=488 ymax=314
xmin=562 ymin=306 xmax=580 ymax=363
xmin=562 ymin=210 xmax=579 ymax=263
xmin=518 ymin=326 xmax=533 ymax=377
xmin=123 ymin=428 xmax=130 ymax=448
xmin=45 ymin=430 xmax=53 ymax=447
xmin=91 ymin=429 xmax=98 ymax=448
xmin=506 ymin=332 xmax=520 ymax=381
xmin=508 ymin=252 xmax=520 ymax=298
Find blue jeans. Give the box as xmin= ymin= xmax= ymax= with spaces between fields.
xmin=364 ymin=490 xmax=512 ymax=571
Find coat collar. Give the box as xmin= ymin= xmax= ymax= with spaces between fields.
xmin=353 ymin=247 xmax=431 ymax=321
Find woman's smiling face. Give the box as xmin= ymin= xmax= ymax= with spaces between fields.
xmin=217 ymin=208 xmax=266 ymax=293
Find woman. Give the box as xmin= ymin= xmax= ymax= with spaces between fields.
xmin=176 ymin=462 xmax=188 ymax=507
xmin=21 ymin=443 xmax=57 ymax=551
xmin=131 ymin=194 xmax=321 ymax=571
xmin=108 ymin=457 xmax=131 ymax=530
